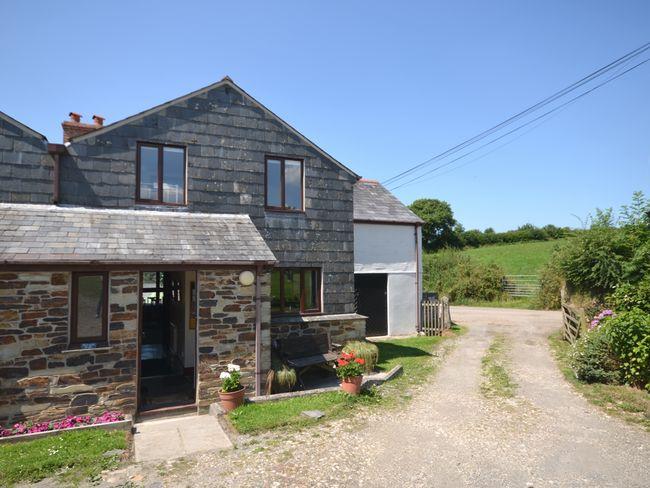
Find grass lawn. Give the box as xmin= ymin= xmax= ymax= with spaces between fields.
xmin=0 ymin=428 xmax=128 ymax=486
xmin=548 ymin=332 xmax=650 ymax=431
xmin=228 ymin=328 xmax=465 ymax=434
xmin=462 ymin=239 xmax=569 ymax=275
xmin=480 ymin=334 xmax=517 ymax=398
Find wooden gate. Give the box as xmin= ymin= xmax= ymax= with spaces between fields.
xmin=420 ymin=297 xmax=451 ymax=336
xmin=561 ymin=302 xmax=582 ymax=343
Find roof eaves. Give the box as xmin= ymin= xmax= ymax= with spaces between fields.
xmin=66 ymin=77 xmax=361 ymax=180
xmin=0 ymin=111 xmax=48 ymax=142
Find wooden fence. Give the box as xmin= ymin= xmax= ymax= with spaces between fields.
xmin=502 ymin=274 xmax=541 ymax=297
xmin=420 ymin=297 xmax=451 ymax=336
xmin=561 ymin=302 xmax=582 ymax=343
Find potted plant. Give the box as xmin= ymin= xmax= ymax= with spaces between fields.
xmin=334 ymin=351 xmax=365 ymax=395
xmin=218 ymin=364 xmax=245 ymax=412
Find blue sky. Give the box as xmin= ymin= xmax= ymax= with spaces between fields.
xmin=1 ymin=1 xmax=648 ymax=231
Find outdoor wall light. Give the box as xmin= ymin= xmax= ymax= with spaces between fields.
xmin=239 ymin=270 xmax=255 ymax=287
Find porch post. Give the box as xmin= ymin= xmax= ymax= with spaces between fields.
xmin=254 ymin=264 xmax=263 ymax=396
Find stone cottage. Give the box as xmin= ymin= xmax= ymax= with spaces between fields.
xmin=0 ymin=78 xmax=370 ymax=425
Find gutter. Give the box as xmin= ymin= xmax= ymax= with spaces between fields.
xmin=254 ymin=264 xmax=263 ymax=396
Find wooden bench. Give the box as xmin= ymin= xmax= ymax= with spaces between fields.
xmin=274 ymin=333 xmax=339 ymax=388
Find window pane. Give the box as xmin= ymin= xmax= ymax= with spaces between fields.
xmin=284 ymin=160 xmax=302 ymax=210
xmin=283 ymin=269 xmax=301 ymax=312
xmin=304 ymin=269 xmax=319 ymax=310
xmin=162 ymin=147 xmax=185 ymax=204
xmin=266 ymin=159 xmax=282 ymax=207
xmin=139 ymin=146 xmax=158 ymax=200
xmin=76 ymin=275 xmax=105 ymax=339
xmin=271 ymin=270 xmax=282 ymax=313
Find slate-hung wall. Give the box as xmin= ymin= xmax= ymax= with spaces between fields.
xmin=0 ymin=116 xmax=53 ymax=204
xmin=59 ymin=82 xmax=357 ymax=314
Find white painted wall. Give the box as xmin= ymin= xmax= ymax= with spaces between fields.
xmin=354 ymin=223 xmax=421 ymax=336
xmin=354 ymin=223 xmax=417 ymax=273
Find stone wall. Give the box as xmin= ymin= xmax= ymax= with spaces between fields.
xmin=270 ymin=313 xmax=366 ymax=345
xmin=196 ymin=269 xmax=271 ymax=408
xmin=0 ymin=271 xmax=138 ymax=426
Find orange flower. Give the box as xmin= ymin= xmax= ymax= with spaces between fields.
xmin=337 ymin=359 xmax=349 ymax=367
xmin=355 ymin=358 xmax=365 ymax=365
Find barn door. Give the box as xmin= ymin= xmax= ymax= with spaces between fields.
xmin=354 ymin=274 xmax=388 ymax=336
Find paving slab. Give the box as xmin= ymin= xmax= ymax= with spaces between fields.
xmin=133 ymin=414 xmax=232 ymax=463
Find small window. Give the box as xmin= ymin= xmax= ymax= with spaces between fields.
xmin=137 ymin=143 xmax=186 ymax=205
xmin=265 ymin=157 xmax=304 ymax=211
xmin=271 ymin=268 xmax=321 ymax=314
xmin=70 ymin=272 xmax=108 ymax=348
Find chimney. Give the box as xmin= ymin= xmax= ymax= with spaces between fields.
xmin=62 ymin=112 xmax=104 ymax=143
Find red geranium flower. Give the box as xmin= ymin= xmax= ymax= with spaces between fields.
xmin=355 ymin=358 xmax=365 ymax=365
xmin=337 ymin=359 xmax=349 ymax=367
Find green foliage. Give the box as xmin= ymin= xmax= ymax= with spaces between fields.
xmin=602 ymin=309 xmax=650 ymax=391
xmin=534 ymin=250 xmax=564 ymax=310
xmin=343 ymin=340 xmax=379 ymax=373
xmin=457 ymin=223 xmax=573 ymax=248
xmin=464 ymin=239 xmax=566 ymax=275
xmin=221 ymin=368 xmax=242 ymax=392
xmin=607 ymin=277 xmax=650 ymax=313
xmin=570 ymin=326 xmax=621 ymax=384
xmin=423 ymin=249 xmax=505 ymax=301
xmin=409 ymin=198 xmax=458 ymax=251
xmin=0 ymin=429 xmax=126 ymax=486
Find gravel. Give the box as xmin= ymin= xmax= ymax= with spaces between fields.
xmin=88 ymin=307 xmax=648 ymax=487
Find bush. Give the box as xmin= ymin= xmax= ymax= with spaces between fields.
xmin=602 ymin=309 xmax=650 ymax=390
xmin=570 ymin=326 xmax=621 ymax=384
xmin=343 ymin=341 xmax=379 ymax=373
xmin=534 ymin=253 xmax=564 ymax=310
xmin=423 ymin=249 xmax=505 ymax=302
xmin=607 ymin=277 xmax=650 ymax=313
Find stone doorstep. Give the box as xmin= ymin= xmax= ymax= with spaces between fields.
xmin=209 ymin=364 xmax=403 ymax=415
xmin=0 ymin=416 xmax=133 ymax=445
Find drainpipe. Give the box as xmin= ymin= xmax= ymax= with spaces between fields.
xmin=254 ymin=264 xmax=263 ymax=396
xmin=47 ymin=143 xmax=66 ymax=204
xmin=415 ymin=224 xmax=421 ymax=333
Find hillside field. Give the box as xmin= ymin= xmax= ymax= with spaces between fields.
xmin=460 ymin=239 xmax=569 ymax=275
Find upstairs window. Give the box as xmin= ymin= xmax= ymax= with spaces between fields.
xmin=137 ymin=143 xmax=186 ymax=205
xmin=70 ymin=272 xmax=108 ymax=348
xmin=271 ymin=268 xmax=321 ymax=314
xmin=265 ymin=157 xmax=303 ymax=211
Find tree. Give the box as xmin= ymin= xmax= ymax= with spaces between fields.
xmin=409 ymin=198 xmax=458 ymax=251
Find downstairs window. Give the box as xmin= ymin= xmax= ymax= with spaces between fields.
xmin=271 ymin=268 xmax=321 ymax=314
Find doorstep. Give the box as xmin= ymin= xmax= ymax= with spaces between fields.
xmin=133 ymin=413 xmax=233 ymax=463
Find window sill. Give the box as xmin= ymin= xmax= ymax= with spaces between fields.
xmin=265 ymin=207 xmax=305 ymax=214
xmin=63 ymin=345 xmax=110 ymax=353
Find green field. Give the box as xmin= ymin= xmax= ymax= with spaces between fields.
xmin=461 ymin=239 xmax=568 ymax=275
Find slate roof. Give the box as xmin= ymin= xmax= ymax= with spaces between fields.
xmin=354 ymin=180 xmax=423 ymax=225
xmin=0 ymin=204 xmax=276 ymax=266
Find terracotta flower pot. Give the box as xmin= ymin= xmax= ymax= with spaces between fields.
xmin=340 ymin=375 xmax=363 ymax=395
xmin=219 ymin=387 xmax=246 ymax=412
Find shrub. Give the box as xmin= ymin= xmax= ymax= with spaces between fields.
xmin=423 ymin=249 xmax=505 ymax=301
xmin=343 ymin=341 xmax=379 ymax=373
xmin=534 ymin=253 xmax=564 ymax=310
xmin=570 ymin=326 xmax=621 ymax=384
xmin=602 ymin=309 xmax=650 ymax=390
xmin=607 ymin=277 xmax=650 ymax=313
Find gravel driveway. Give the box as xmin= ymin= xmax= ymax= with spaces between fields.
xmin=104 ymin=306 xmax=649 ymax=488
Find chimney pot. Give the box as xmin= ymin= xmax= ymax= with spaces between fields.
xmin=69 ymin=112 xmax=82 ymax=123
xmin=92 ymin=115 xmax=105 ymax=127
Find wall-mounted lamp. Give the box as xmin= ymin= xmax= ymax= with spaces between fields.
xmin=239 ymin=270 xmax=255 ymax=287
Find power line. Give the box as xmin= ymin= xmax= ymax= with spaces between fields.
xmin=387 ymin=56 xmax=650 ymax=191
xmin=400 ymin=56 xmax=642 ymax=186
xmin=382 ymin=42 xmax=650 ymax=187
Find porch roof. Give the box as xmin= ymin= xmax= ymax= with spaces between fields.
xmin=0 ymin=203 xmax=277 ymax=267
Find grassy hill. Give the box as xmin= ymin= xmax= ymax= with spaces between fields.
xmin=461 ymin=239 xmax=568 ymax=275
